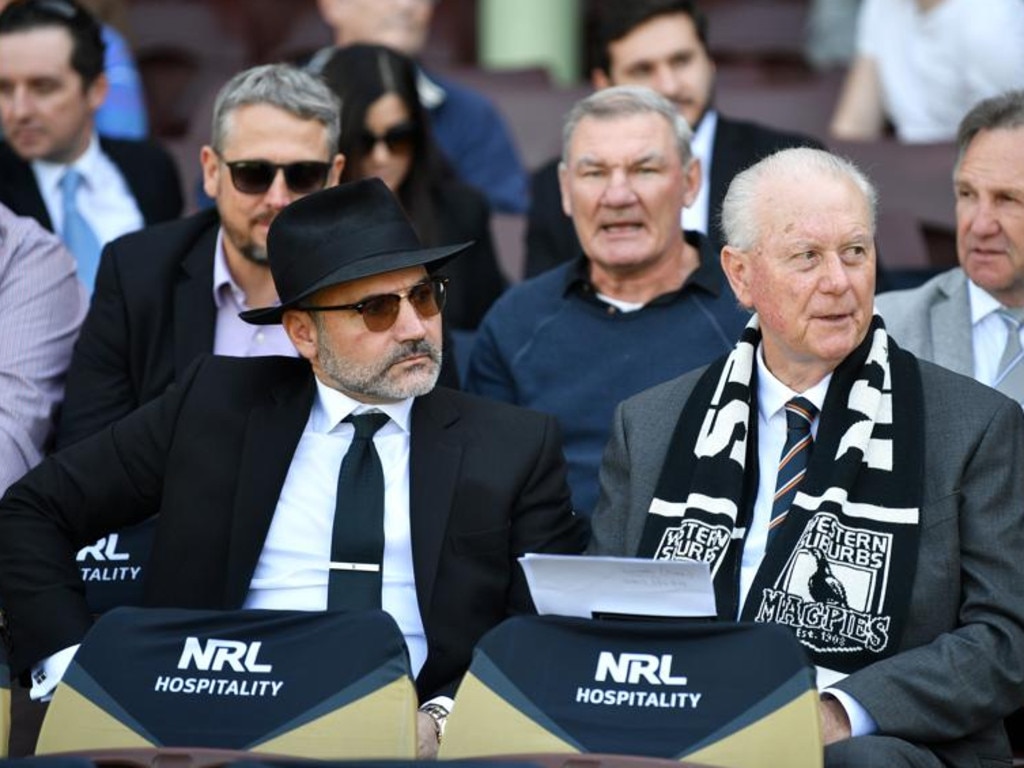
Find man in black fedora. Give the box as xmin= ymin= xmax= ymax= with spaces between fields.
xmin=0 ymin=178 xmax=587 ymax=756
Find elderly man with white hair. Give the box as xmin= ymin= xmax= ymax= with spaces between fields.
xmin=588 ymin=146 xmax=1024 ymax=767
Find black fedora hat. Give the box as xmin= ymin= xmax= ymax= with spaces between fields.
xmin=240 ymin=177 xmax=471 ymax=325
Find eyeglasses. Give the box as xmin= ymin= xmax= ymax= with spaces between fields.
xmin=299 ymin=276 xmax=448 ymax=332
xmin=219 ymin=156 xmax=332 ymax=195
xmin=358 ymin=122 xmax=416 ymax=156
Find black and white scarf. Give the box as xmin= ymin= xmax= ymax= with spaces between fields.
xmin=638 ymin=315 xmax=924 ymax=674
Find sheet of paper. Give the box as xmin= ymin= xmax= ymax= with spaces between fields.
xmin=519 ymin=553 xmax=716 ymax=619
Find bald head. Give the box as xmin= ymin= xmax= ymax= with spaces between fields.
xmin=720 ymin=148 xmax=878 ymax=391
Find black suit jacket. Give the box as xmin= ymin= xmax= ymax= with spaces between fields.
xmin=524 ymin=115 xmax=824 ymax=277
xmin=0 ymin=356 xmax=588 ymax=700
xmin=0 ymin=137 xmax=183 ymax=231
xmin=56 ymin=210 xmax=460 ymax=449
xmin=55 ymin=210 xmax=221 ymax=448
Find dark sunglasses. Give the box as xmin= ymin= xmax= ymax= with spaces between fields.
xmin=358 ymin=122 xmax=417 ymax=156
xmin=299 ymin=277 xmax=448 ymax=333
xmin=219 ymin=155 xmax=331 ymax=195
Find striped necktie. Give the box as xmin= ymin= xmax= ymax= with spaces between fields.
xmin=59 ymin=168 xmax=102 ymax=293
xmin=995 ymin=307 xmax=1024 ymax=405
xmin=328 ymin=412 xmax=390 ymax=611
xmin=768 ymin=397 xmax=818 ymax=546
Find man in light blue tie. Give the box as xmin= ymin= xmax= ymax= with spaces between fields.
xmin=58 ymin=166 xmax=101 ymax=287
xmin=875 ymin=90 xmax=1024 ymax=406
xmin=0 ymin=0 xmax=182 ymax=292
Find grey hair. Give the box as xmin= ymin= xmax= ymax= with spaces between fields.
xmin=955 ymin=89 xmax=1024 ymax=172
xmin=211 ymin=64 xmax=341 ymax=154
xmin=560 ymin=85 xmax=693 ymax=167
xmin=720 ymin=147 xmax=877 ymax=251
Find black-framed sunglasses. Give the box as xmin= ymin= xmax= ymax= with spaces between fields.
xmin=358 ymin=122 xmax=417 ymax=156
xmin=299 ymin=276 xmax=448 ymax=333
xmin=218 ymin=154 xmax=332 ymax=195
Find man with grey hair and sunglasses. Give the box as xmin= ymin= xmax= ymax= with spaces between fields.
xmin=589 ymin=146 xmax=1024 ymax=766
xmin=55 ymin=63 xmax=345 ymax=449
xmin=467 ymin=85 xmax=748 ymax=518
xmin=875 ymin=90 xmax=1024 ymax=408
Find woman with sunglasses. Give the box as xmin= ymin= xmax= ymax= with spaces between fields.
xmin=320 ymin=43 xmax=506 ymax=332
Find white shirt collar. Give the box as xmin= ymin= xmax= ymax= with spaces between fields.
xmin=416 ymin=69 xmax=446 ymax=109
xmin=691 ymin=109 xmax=718 ymax=159
xmin=967 ymin=278 xmax=1007 ymax=324
xmin=211 ymin=228 xmax=243 ymax=309
xmin=680 ymin=110 xmax=717 ymax=233
xmin=310 ymin=376 xmax=414 ymax=435
xmin=32 ymin=132 xmax=102 ymax=195
xmin=755 ymin=342 xmax=832 ymax=423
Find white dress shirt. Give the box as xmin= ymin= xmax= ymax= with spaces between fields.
xmin=681 ymin=110 xmax=717 ymax=236
xmin=745 ymin=345 xmax=876 ymax=737
xmin=31 ymin=133 xmax=143 ymax=247
xmin=244 ymin=377 xmax=428 ymax=677
xmin=968 ymin=279 xmax=1024 ymax=389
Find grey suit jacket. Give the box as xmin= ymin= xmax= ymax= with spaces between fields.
xmin=874 ymin=268 xmax=974 ymax=378
xmin=589 ymin=357 xmax=1024 ymax=767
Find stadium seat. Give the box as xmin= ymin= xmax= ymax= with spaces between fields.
xmin=35 ymin=608 xmax=417 ymax=759
xmin=76 ymin=519 xmax=157 ymax=615
xmin=439 ymin=615 xmax=822 ymax=768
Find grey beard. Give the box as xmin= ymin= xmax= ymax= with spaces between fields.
xmin=320 ymin=338 xmax=442 ymax=402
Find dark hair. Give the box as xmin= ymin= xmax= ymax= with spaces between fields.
xmin=320 ymin=43 xmax=452 ymax=246
xmin=588 ymin=0 xmax=709 ymax=76
xmin=0 ymin=0 xmax=106 ymax=87
xmin=955 ymin=90 xmax=1024 ymax=171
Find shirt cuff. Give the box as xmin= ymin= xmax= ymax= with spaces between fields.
xmin=30 ymin=645 xmax=80 ymax=702
xmin=823 ymin=687 xmax=878 ymax=737
xmin=421 ymin=695 xmax=455 ymax=714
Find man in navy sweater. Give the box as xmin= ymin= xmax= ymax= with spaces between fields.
xmin=466 ymin=87 xmax=749 ymax=517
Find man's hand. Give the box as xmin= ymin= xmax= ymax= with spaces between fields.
xmin=416 ymin=710 xmax=440 ymax=759
xmin=819 ymin=694 xmax=852 ymax=745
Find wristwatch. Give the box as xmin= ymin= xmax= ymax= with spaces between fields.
xmin=419 ymin=702 xmax=449 ymax=743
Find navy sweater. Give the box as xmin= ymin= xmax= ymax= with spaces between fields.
xmin=466 ymin=237 xmax=750 ymax=516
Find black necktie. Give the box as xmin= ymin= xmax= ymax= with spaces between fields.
xmin=328 ymin=412 xmax=390 ymax=611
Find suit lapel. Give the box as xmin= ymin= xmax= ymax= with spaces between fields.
xmin=173 ymin=218 xmax=219 ymax=376
xmin=930 ymin=270 xmax=974 ymax=377
xmin=409 ymin=389 xmax=463 ymax=618
xmin=223 ymin=369 xmax=316 ymax=607
xmin=707 ymin=118 xmax=743 ymax=227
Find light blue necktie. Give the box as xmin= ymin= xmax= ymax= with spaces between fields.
xmin=60 ymin=168 xmax=101 ymax=293
xmin=995 ymin=307 xmax=1024 ymax=405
